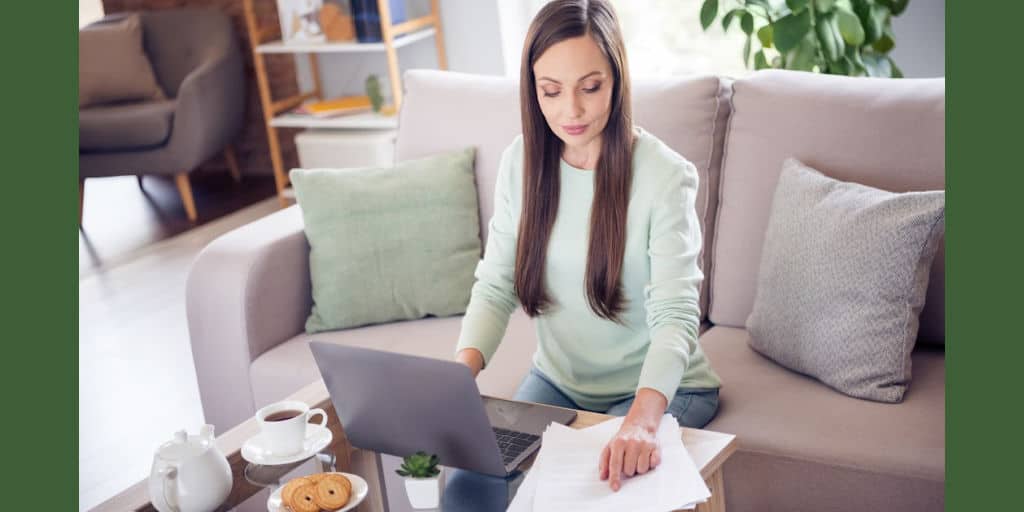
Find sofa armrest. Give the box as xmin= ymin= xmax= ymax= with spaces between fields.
xmin=186 ymin=205 xmax=312 ymax=431
xmin=167 ymin=48 xmax=245 ymax=171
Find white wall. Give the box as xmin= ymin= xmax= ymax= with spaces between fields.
xmin=890 ymin=0 xmax=945 ymax=78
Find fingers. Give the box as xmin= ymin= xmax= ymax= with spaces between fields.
xmin=599 ymin=444 xmax=610 ymax=480
xmin=622 ymin=440 xmax=640 ymax=477
xmin=650 ymin=446 xmax=661 ymax=469
xmin=636 ymin=442 xmax=652 ymax=475
xmin=608 ymin=440 xmax=624 ymax=492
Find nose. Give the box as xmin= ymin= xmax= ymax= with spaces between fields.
xmin=568 ymin=90 xmax=584 ymax=119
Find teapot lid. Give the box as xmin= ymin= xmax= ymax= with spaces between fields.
xmin=156 ymin=425 xmax=215 ymax=463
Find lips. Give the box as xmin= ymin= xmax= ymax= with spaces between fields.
xmin=563 ymin=124 xmax=588 ymax=136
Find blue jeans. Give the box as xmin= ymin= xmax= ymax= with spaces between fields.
xmin=441 ymin=367 xmax=720 ymax=511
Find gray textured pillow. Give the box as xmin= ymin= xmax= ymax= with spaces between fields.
xmin=291 ymin=147 xmax=481 ymax=333
xmin=79 ymin=15 xmax=166 ymax=108
xmin=746 ymin=158 xmax=944 ymax=403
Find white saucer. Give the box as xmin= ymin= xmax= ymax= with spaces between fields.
xmin=241 ymin=424 xmax=333 ymax=466
xmin=267 ymin=472 xmax=368 ymax=512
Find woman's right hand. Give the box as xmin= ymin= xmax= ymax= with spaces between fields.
xmin=455 ymin=348 xmax=484 ymax=378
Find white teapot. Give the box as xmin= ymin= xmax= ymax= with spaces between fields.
xmin=149 ymin=424 xmax=233 ymax=512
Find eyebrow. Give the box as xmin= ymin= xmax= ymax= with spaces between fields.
xmin=537 ymin=71 xmax=604 ymax=84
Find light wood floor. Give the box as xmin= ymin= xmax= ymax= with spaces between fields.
xmin=79 ymin=182 xmax=280 ymax=511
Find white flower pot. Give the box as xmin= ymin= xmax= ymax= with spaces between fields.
xmin=403 ymin=475 xmax=441 ymax=509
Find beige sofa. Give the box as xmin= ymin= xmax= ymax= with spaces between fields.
xmin=187 ymin=69 xmax=944 ymax=511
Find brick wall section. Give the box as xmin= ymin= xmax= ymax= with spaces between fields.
xmin=103 ymin=0 xmax=301 ymax=176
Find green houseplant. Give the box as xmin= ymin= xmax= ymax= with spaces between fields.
xmin=396 ymin=451 xmax=442 ymax=509
xmin=700 ymin=0 xmax=909 ymax=77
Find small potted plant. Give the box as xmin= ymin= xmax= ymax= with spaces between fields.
xmin=396 ymin=451 xmax=442 ymax=509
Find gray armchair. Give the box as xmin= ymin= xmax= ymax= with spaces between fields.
xmin=79 ymin=7 xmax=245 ymax=223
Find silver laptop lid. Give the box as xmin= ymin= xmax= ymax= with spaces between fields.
xmin=309 ymin=342 xmax=508 ymax=476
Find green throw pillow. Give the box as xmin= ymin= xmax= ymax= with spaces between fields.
xmin=290 ymin=147 xmax=481 ymax=333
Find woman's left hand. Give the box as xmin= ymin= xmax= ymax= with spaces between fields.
xmin=598 ymin=388 xmax=668 ymax=491
xmin=598 ymin=420 xmax=661 ymax=491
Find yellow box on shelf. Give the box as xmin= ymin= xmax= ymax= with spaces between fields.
xmin=296 ymin=95 xmax=373 ymax=118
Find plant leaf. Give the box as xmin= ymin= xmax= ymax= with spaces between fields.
xmin=786 ymin=0 xmax=810 ymax=13
xmin=743 ymin=35 xmax=752 ymax=67
xmin=816 ymin=0 xmax=836 ymax=12
xmin=872 ymin=23 xmax=895 ymax=52
xmin=773 ymin=9 xmax=812 ymax=53
xmin=700 ymin=0 xmax=719 ymax=30
xmin=754 ymin=49 xmax=770 ymax=70
xmin=878 ymin=0 xmax=910 ymax=16
xmin=835 ymin=8 xmax=865 ymax=45
xmin=741 ymin=12 xmax=755 ymax=34
xmin=861 ymin=51 xmax=892 ymax=77
xmin=722 ymin=8 xmax=742 ymax=31
xmin=787 ymin=35 xmax=818 ymax=71
xmin=757 ymin=23 xmax=773 ymax=48
xmin=815 ymin=13 xmax=839 ymax=61
xmin=888 ymin=56 xmax=904 ymax=78
xmin=829 ymin=56 xmax=850 ymax=75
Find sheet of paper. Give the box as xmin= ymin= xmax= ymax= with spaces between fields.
xmin=507 ymin=415 xmax=710 ymax=512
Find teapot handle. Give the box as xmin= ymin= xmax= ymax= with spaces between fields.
xmin=159 ymin=467 xmax=181 ymax=512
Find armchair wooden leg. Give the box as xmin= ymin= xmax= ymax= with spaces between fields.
xmin=136 ymin=175 xmax=144 ymax=188
xmin=224 ymin=145 xmax=242 ymax=183
xmin=174 ymin=172 xmax=198 ymax=223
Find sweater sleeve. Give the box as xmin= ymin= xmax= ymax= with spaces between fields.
xmin=454 ymin=144 xmax=521 ymax=367
xmin=637 ymin=160 xmax=705 ymax=404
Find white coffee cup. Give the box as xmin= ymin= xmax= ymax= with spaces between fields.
xmin=256 ymin=400 xmax=327 ymax=456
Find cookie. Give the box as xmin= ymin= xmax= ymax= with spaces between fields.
xmin=314 ymin=476 xmax=351 ymax=510
xmin=280 ymin=476 xmax=313 ymax=510
xmin=327 ymin=473 xmax=352 ymax=495
xmin=288 ymin=483 xmax=321 ymax=512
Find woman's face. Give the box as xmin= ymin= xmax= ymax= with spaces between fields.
xmin=532 ymin=35 xmax=614 ymax=151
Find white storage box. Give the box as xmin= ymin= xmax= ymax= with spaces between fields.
xmin=295 ymin=129 xmax=397 ymax=169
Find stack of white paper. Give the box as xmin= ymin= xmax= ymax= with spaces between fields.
xmin=507 ymin=414 xmax=710 ymax=512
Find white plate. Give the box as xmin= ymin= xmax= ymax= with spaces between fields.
xmin=267 ymin=472 xmax=369 ymax=512
xmin=241 ymin=424 xmax=333 ymax=466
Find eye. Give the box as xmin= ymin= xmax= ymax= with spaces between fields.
xmin=541 ymin=89 xmax=560 ymax=98
xmin=582 ymin=83 xmax=602 ymax=94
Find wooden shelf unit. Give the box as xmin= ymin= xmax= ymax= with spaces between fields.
xmin=242 ymin=0 xmax=448 ymax=206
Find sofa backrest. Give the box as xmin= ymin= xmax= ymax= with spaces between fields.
xmin=396 ymin=70 xmax=731 ymax=321
xmin=708 ymin=70 xmax=945 ymax=345
xmin=138 ymin=8 xmax=239 ymax=98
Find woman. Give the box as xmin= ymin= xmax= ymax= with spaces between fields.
xmin=448 ymin=0 xmax=721 ymax=506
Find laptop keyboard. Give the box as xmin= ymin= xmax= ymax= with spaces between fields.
xmin=493 ymin=427 xmax=540 ymax=465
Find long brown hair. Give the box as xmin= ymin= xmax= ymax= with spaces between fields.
xmin=516 ymin=0 xmax=633 ymax=324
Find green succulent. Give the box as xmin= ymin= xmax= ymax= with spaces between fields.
xmin=700 ymin=0 xmax=909 ymax=77
xmin=396 ymin=451 xmax=441 ymax=478
xmin=365 ymin=74 xmax=384 ymax=112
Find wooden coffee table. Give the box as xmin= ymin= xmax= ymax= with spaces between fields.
xmin=92 ymin=381 xmax=737 ymax=511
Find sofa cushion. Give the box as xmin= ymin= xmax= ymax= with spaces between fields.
xmin=79 ymin=99 xmax=176 ymax=152
xmin=702 ymin=326 xmax=944 ymax=511
xmin=746 ymin=158 xmax=944 ymax=402
xmin=290 ymin=147 xmax=482 ymax=333
xmin=709 ymin=70 xmax=946 ymax=345
xmin=396 ymin=70 xmax=731 ymax=320
xmin=79 ymin=14 xmax=166 ymax=108
xmin=250 ymin=309 xmax=539 ymax=410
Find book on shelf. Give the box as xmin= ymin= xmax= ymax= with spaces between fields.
xmin=293 ymin=95 xmax=373 ymax=117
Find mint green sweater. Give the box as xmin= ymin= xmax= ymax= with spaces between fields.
xmin=456 ymin=128 xmax=720 ymax=411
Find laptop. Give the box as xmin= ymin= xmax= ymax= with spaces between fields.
xmin=309 ymin=342 xmax=577 ymax=477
